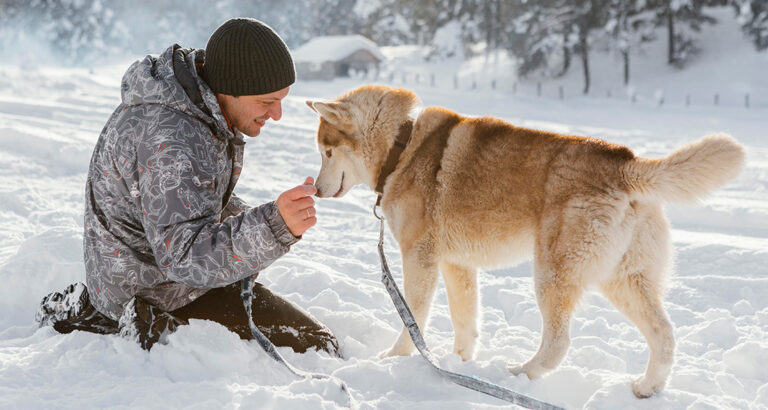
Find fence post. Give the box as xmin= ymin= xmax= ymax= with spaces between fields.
xmin=491 ymin=79 xmax=496 ymax=89
xmin=472 ymin=75 xmax=477 ymax=89
xmin=558 ymin=85 xmax=564 ymax=100
xmin=454 ymin=75 xmax=458 ymax=89
xmin=415 ymin=73 xmax=420 ymax=84
xmin=402 ymin=72 xmax=407 ymax=84
xmin=388 ymin=72 xmax=395 ymax=83
xmin=430 ymin=73 xmax=435 ymax=87
xmin=686 ymin=94 xmax=690 ymax=107
xmin=512 ymin=82 xmax=517 ymax=94
xmin=745 ymin=93 xmax=750 ymax=108
xmin=537 ymin=82 xmax=542 ymax=97
xmin=606 ymin=89 xmax=611 ymax=98
xmin=714 ymin=93 xmax=719 ymax=106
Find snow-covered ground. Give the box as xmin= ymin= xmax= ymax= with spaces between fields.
xmin=1 ymin=15 xmax=767 ymax=410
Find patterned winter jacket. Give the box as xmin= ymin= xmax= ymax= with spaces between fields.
xmin=84 ymin=44 xmax=299 ymax=320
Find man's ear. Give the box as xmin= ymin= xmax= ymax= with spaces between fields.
xmin=308 ymin=101 xmax=352 ymax=129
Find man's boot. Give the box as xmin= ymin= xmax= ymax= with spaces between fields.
xmin=118 ymin=297 xmax=188 ymax=350
xmin=35 ymin=282 xmax=118 ymax=335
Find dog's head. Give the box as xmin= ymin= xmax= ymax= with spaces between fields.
xmin=306 ymin=85 xmax=419 ymax=198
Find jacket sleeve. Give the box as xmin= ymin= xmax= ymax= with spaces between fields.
xmin=136 ymin=118 xmax=299 ymax=288
xmin=221 ymin=192 xmax=251 ymax=219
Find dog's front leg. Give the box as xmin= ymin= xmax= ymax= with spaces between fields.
xmin=379 ymin=248 xmax=438 ymax=359
xmin=440 ymin=262 xmax=478 ymax=361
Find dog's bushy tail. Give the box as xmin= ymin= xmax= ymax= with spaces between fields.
xmin=622 ymin=133 xmax=745 ymax=203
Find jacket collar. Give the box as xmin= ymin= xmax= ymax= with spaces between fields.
xmin=171 ymin=45 xmax=240 ymax=144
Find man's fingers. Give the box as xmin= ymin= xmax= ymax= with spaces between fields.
xmin=277 ymin=178 xmax=320 ymax=236
xmin=285 ymin=183 xmax=317 ymax=200
xmin=292 ymin=196 xmax=314 ymax=211
xmin=302 ymin=182 xmax=318 ymax=196
xmin=299 ymin=207 xmax=316 ymax=220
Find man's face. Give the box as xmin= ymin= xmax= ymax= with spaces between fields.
xmin=216 ymin=86 xmax=290 ymax=137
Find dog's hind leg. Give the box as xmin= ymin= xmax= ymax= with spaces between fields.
xmin=380 ymin=245 xmax=439 ymax=359
xmin=508 ymin=260 xmax=584 ymax=379
xmin=440 ymin=262 xmax=478 ymax=361
xmin=600 ymin=205 xmax=675 ymax=398
xmin=510 ymin=197 xmax=632 ymax=379
xmin=600 ymin=275 xmax=674 ymax=398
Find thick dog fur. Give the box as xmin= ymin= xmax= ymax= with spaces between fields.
xmin=306 ymin=85 xmax=745 ymax=398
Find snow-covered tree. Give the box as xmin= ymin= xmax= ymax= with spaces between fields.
xmin=649 ymin=0 xmax=718 ymax=66
xmin=605 ymin=0 xmax=656 ymax=84
xmin=505 ymin=0 xmax=578 ymax=77
xmin=572 ymin=0 xmax=613 ymax=94
xmin=3 ymin=0 xmax=127 ymax=63
xmin=507 ymin=0 xmax=611 ymax=93
xmin=353 ymin=0 xmax=416 ymax=46
xmin=734 ymin=0 xmax=768 ymax=50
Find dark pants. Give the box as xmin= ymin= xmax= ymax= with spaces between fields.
xmin=52 ymin=282 xmax=339 ymax=356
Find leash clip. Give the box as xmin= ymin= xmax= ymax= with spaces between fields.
xmin=373 ymin=195 xmax=384 ymax=221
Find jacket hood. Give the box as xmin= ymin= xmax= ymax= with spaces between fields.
xmin=120 ymin=44 xmax=237 ymax=142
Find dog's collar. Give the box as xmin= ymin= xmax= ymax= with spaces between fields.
xmin=374 ymin=118 xmax=414 ymax=207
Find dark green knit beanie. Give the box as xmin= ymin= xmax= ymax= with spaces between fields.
xmin=201 ymin=18 xmax=295 ymax=96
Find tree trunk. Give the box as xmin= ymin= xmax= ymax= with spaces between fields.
xmin=580 ymin=32 xmax=590 ymax=94
xmin=559 ymin=45 xmax=571 ymax=77
xmin=667 ymin=9 xmax=675 ymax=64
xmin=485 ymin=0 xmax=493 ymax=59
xmin=495 ymin=0 xmax=502 ymax=50
xmin=558 ymin=31 xmax=571 ymax=77
xmin=623 ymin=50 xmax=629 ymax=85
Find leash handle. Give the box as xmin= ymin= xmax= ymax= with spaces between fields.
xmin=240 ymin=276 xmax=355 ymax=408
xmin=376 ymin=217 xmax=564 ymax=410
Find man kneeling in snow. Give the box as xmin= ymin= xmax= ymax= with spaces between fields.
xmin=35 ymin=18 xmax=339 ymax=355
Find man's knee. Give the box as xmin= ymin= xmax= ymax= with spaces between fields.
xmin=249 ymin=282 xmax=340 ymax=356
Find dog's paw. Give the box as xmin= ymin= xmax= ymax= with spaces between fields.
xmin=508 ymin=363 xmax=526 ymax=376
xmin=508 ymin=361 xmax=549 ymax=379
xmin=631 ymin=376 xmax=663 ymax=398
xmin=377 ymin=346 xmax=411 ymax=360
xmin=452 ymin=330 xmax=477 ymax=361
xmin=453 ymin=346 xmax=474 ymax=362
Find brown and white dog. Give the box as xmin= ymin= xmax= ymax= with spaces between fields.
xmin=306 ymin=85 xmax=745 ymax=398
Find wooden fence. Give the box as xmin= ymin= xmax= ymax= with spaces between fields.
xmin=359 ymin=69 xmax=765 ymax=109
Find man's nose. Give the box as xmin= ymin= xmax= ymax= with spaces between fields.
xmin=268 ymin=102 xmax=282 ymax=121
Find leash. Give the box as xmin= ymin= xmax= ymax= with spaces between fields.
xmin=240 ymin=276 xmax=355 ymax=408
xmin=236 ymin=214 xmax=561 ymax=409
xmin=374 ymin=208 xmax=564 ymax=410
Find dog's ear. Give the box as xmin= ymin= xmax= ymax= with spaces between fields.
xmin=309 ymin=101 xmax=352 ymax=129
xmin=305 ymin=100 xmax=317 ymax=113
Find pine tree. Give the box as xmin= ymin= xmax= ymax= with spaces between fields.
xmin=576 ymin=0 xmax=614 ymax=94
xmin=606 ymin=0 xmax=656 ymax=84
xmin=735 ymin=0 xmax=768 ymax=50
xmin=11 ymin=0 xmax=126 ymax=63
xmin=649 ymin=0 xmax=717 ymax=66
xmin=505 ymin=0 xmax=578 ymax=77
xmin=355 ymin=0 xmax=421 ymax=46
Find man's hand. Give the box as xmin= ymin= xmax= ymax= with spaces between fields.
xmin=277 ymin=177 xmax=317 ymax=237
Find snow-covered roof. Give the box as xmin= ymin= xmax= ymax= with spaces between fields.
xmin=292 ymin=35 xmax=385 ymax=63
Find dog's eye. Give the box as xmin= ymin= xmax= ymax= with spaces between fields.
xmin=325 ymin=149 xmax=332 ymax=158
